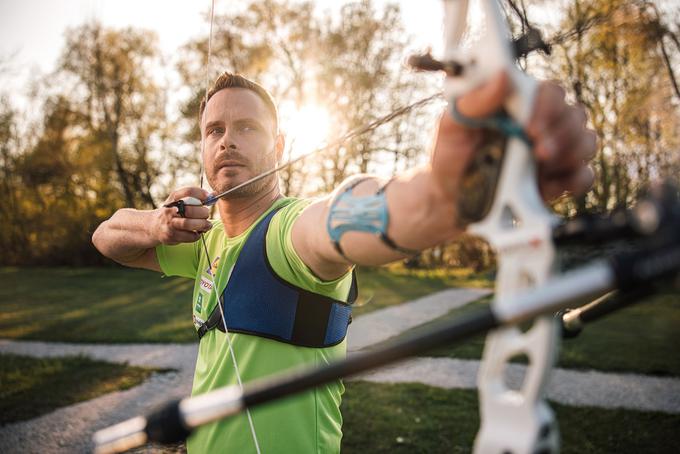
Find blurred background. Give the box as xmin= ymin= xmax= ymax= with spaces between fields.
xmin=1 ymin=2 xmax=680 ymax=452
xmin=1 ymin=0 xmax=678 ymax=268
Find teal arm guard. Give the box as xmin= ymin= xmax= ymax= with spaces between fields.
xmin=327 ymin=179 xmax=419 ymax=259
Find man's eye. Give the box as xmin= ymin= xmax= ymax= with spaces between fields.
xmin=208 ymin=127 xmax=223 ymax=136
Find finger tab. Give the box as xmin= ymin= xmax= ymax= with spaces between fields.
xmin=181 ymin=196 xmax=203 ymax=206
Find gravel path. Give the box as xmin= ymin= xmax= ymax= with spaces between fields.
xmin=1 ymin=287 xmax=678 ymax=453
xmin=353 ymin=357 xmax=680 ymax=414
xmin=0 ymin=341 xmax=196 ymax=370
xmin=347 ymin=288 xmax=490 ymax=352
xmin=0 ymin=342 xmax=197 ymax=453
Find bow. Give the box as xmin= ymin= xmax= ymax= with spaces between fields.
xmin=442 ymin=1 xmax=559 ymax=452
xmin=93 ymin=1 xmax=680 ymax=453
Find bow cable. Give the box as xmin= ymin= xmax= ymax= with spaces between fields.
xmin=203 ymin=92 xmax=443 ymax=206
xmin=197 ymin=1 xmax=262 ymax=452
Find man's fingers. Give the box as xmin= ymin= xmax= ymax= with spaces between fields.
xmin=525 ymin=80 xmax=597 ymax=202
xmin=166 ymin=187 xmax=210 ymax=206
xmin=164 ymin=199 xmax=210 ymax=219
xmin=182 ymin=205 xmax=210 ymax=220
xmin=456 ymin=72 xmax=512 ymax=119
xmin=581 ymin=129 xmax=598 ymax=162
xmin=526 ymin=82 xmax=568 ymax=138
xmin=158 ymin=222 xmax=202 ymax=245
xmin=535 ymin=108 xmax=595 ymax=165
xmin=172 ymin=217 xmax=212 ymax=233
xmin=156 ymin=189 xmax=212 ymax=245
xmin=166 ymin=230 xmax=202 ymax=245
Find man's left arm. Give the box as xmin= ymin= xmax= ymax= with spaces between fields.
xmin=292 ymin=75 xmax=597 ymax=281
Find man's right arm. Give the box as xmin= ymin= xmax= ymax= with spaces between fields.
xmin=92 ymin=188 xmax=211 ymax=272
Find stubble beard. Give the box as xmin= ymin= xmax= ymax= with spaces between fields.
xmin=209 ymin=169 xmax=278 ymax=199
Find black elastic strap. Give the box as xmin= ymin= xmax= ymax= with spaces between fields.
xmin=375 ymin=179 xmax=419 ymax=256
xmin=290 ymin=290 xmax=335 ymax=346
xmin=197 ymin=299 xmax=226 ymax=340
xmin=164 ymin=199 xmax=188 ymax=218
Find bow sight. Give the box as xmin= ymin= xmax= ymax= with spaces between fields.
xmin=408 ymin=26 xmax=550 ymax=76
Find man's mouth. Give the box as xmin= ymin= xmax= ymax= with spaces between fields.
xmin=217 ymin=161 xmax=246 ymax=170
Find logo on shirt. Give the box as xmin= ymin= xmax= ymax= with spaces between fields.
xmin=205 ymin=256 xmax=221 ymax=277
xmin=193 ymin=313 xmax=205 ymax=329
xmin=195 ymin=293 xmax=203 ymax=313
xmin=200 ymin=277 xmax=213 ymax=292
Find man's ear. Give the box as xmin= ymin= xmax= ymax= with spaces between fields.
xmin=275 ymin=133 xmax=285 ymax=162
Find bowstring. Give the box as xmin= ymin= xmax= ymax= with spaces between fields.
xmin=198 ymin=1 xmax=262 ymax=452
xmin=194 ymin=5 xmax=443 ymax=451
xmin=205 ymin=92 xmax=444 ymax=205
xmin=192 ymin=88 xmax=440 ymax=451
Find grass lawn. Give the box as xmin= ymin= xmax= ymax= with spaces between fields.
xmin=0 ymin=267 xmax=194 ymax=343
xmin=0 ymin=353 xmax=162 ymax=425
xmin=2 ymin=265 xmax=677 ymax=453
xmin=370 ymin=290 xmax=680 ymax=377
xmin=341 ymin=381 xmax=680 ymax=454
xmin=352 ymin=265 xmax=491 ymax=317
xmin=0 ymin=265 xmax=489 ymax=343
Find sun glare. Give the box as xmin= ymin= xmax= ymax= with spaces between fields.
xmin=280 ymin=103 xmax=332 ymax=160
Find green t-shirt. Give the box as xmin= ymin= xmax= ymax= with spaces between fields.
xmin=156 ymin=198 xmax=353 ymax=454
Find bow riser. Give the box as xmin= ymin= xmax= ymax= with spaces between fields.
xmin=442 ymin=1 xmax=561 ymax=452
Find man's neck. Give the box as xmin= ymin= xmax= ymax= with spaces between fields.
xmin=216 ymin=183 xmax=282 ymax=237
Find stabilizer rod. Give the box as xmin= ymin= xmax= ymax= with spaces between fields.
xmin=95 ymin=225 xmax=680 ymax=453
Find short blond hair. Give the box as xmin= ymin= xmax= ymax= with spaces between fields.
xmin=199 ymin=72 xmax=278 ymax=132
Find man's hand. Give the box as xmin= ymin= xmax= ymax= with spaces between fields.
xmin=157 ymin=188 xmax=212 ymax=245
xmin=432 ymin=72 xmax=597 ymax=203
xmin=292 ymin=73 xmax=598 ymax=279
xmin=92 ymin=187 xmax=212 ymax=271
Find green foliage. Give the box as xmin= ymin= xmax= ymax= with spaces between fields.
xmin=0 ymin=97 xmax=26 ymax=265
xmin=341 ymin=381 xmax=680 ymax=454
xmin=0 ymin=354 xmax=160 ymax=424
xmin=549 ymin=0 xmax=680 ymax=214
xmin=1 ymin=22 xmax=172 ymax=266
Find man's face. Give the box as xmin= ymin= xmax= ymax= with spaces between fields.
xmin=201 ymin=88 xmax=282 ymax=197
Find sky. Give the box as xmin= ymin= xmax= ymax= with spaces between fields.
xmin=0 ymin=0 xmax=443 ymax=95
xmin=0 ymin=0 xmax=447 ymax=171
xmin=0 ymin=0 xmax=451 ymax=189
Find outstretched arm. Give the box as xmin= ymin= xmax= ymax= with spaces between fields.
xmin=292 ymin=73 xmax=597 ymax=280
xmin=92 ymin=188 xmax=212 ymax=271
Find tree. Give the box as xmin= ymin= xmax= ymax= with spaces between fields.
xmin=547 ymin=0 xmax=680 ymax=213
xmin=0 ymin=23 xmax=176 ymax=265
xmin=0 ymin=96 xmax=28 ymax=264
xmin=58 ymin=22 xmax=168 ymax=209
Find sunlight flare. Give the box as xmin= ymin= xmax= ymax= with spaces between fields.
xmin=280 ymin=102 xmax=332 ymax=159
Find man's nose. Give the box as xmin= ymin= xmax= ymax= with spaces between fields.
xmin=219 ymin=129 xmax=238 ymax=150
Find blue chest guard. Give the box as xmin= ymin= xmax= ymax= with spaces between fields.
xmin=196 ymin=206 xmax=358 ymax=348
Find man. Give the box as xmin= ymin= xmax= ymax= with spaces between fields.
xmin=92 ymin=71 xmax=595 ymax=453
